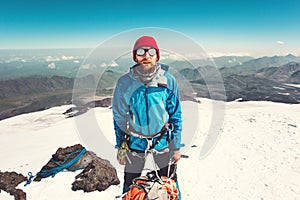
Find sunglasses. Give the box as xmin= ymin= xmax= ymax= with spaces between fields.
xmin=136 ymin=48 xmax=157 ymax=56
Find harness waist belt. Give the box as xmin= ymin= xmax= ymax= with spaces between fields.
xmin=127 ymin=123 xmax=172 ymax=139
xmin=128 ymin=131 xmax=164 ymax=139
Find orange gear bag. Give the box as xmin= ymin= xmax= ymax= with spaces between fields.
xmin=122 ymin=175 xmax=178 ymax=200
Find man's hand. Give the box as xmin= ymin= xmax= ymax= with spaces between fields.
xmin=173 ymin=149 xmax=181 ymax=164
xmin=117 ymin=148 xmax=127 ymax=165
xmin=117 ymin=141 xmax=129 ymax=165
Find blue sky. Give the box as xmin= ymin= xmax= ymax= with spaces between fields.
xmin=1 ymin=0 xmax=300 ymax=57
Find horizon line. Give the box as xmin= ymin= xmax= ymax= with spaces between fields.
xmin=0 ymin=48 xmax=298 ymax=59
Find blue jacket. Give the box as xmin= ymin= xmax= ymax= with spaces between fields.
xmin=112 ymin=64 xmax=182 ymax=151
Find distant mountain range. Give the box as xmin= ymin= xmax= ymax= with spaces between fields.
xmin=177 ymin=55 xmax=300 ymax=103
xmin=0 ymin=53 xmax=300 ymax=120
xmin=178 ymin=57 xmax=300 ymax=84
xmin=255 ymin=62 xmax=300 ymax=83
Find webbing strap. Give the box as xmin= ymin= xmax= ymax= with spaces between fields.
xmin=24 ymin=147 xmax=87 ymax=186
xmin=128 ymin=123 xmax=172 ymax=151
xmin=39 ymin=147 xmax=87 ymax=178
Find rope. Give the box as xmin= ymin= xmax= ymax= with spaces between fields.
xmin=39 ymin=147 xmax=87 ymax=177
xmin=24 ymin=147 xmax=87 ymax=186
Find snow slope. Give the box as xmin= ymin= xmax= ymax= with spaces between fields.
xmin=0 ymin=99 xmax=299 ymax=199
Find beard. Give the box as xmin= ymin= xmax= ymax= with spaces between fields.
xmin=136 ymin=63 xmax=156 ymax=74
xmin=132 ymin=63 xmax=159 ymax=84
xmin=137 ymin=58 xmax=157 ymax=72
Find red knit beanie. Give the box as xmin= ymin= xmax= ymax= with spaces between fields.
xmin=132 ymin=36 xmax=160 ymax=61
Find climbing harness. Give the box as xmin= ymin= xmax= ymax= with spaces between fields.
xmin=126 ymin=123 xmax=173 ymax=162
xmin=117 ymin=123 xmax=179 ymax=199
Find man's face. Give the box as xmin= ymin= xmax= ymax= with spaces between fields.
xmin=135 ymin=46 xmax=158 ymax=69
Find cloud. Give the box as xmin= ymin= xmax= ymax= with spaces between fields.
xmin=160 ymin=52 xmax=186 ymax=61
xmin=108 ymin=60 xmax=118 ymax=67
xmin=81 ymin=63 xmax=96 ymax=69
xmin=48 ymin=63 xmax=56 ymax=69
xmin=276 ymin=41 xmax=285 ymax=45
xmin=45 ymin=56 xmax=60 ymax=62
xmin=61 ymin=55 xmax=74 ymax=60
xmin=101 ymin=62 xmax=107 ymax=67
xmin=5 ymin=57 xmax=27 ymax=63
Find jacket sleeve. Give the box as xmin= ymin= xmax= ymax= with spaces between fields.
xmin=112 ymin=77 xmax=129 ymax=149
xmin=167 ymin=75 xmax=183 ymax=150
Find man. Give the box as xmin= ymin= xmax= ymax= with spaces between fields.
xmin=112 ymin=36 xmax=182 ymax=195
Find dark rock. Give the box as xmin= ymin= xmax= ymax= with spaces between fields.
xmin=63 ymin=98 xmax=112 ymax=118
xmin=67 ymin=150 xmax=97 ymax=171
xmin=13 ymin=189 xmax=26 ymax=200
xmin=34 ymin=144 xmax=90 ymax=181
xmin=63 ymin=106 xmax=89 ymax=118
xmin=88 ymin=97 xmax=112 ymax=108
xmin=0 ymin=171 xmax=27 ymax=200
xmin=72 ymin=159 xmax=120 ymax=192
xmin=180 ymin=94 xmax=200 ymax=103
xmin=33 ymin=144 xmax=120 ymax=193
xmin=180 ymin=155 xmax=189 ymax=158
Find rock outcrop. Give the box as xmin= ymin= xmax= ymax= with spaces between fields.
xmin=33 ymin=144 xmax=120 ymax=193
xmin=72 ymin=158 xmax=120 ymax=192
xmin=0 ymin=171 xmax=27 ymax=200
